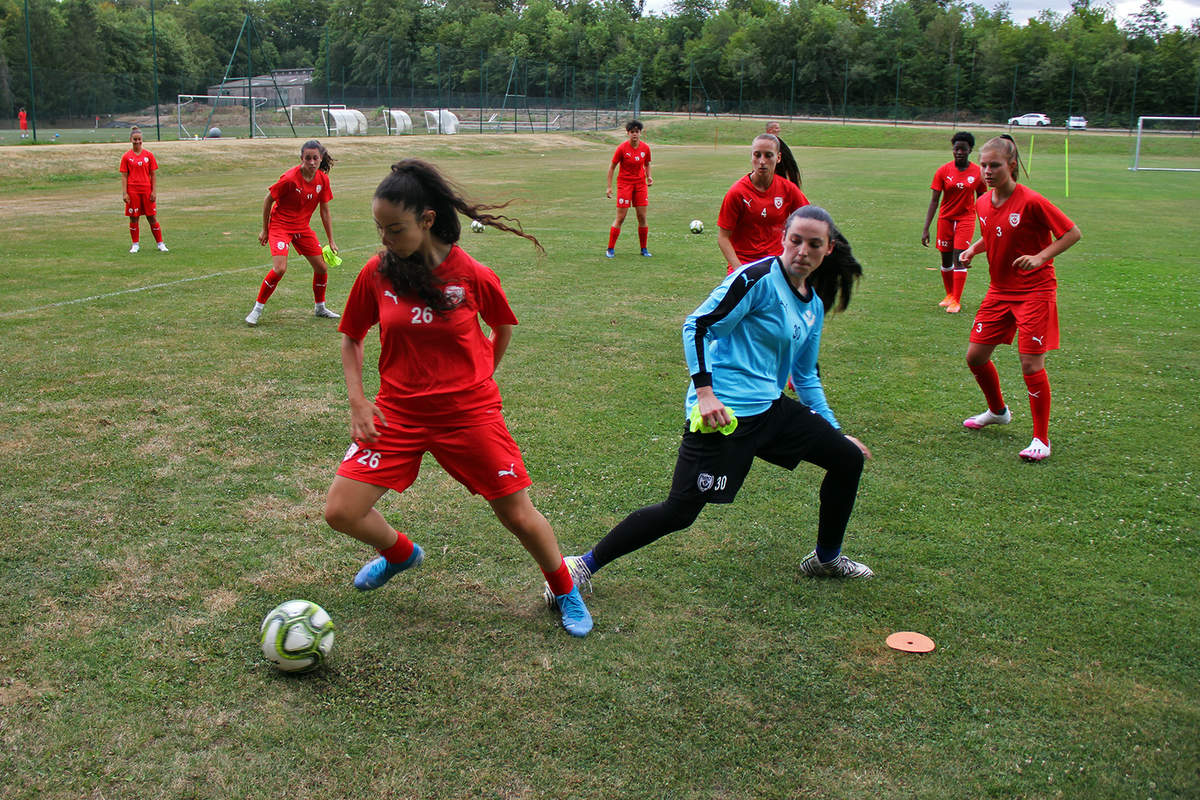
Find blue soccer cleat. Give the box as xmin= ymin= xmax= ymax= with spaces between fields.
xmin=640 ymin=248 xmax=652 ymax=257
xmin=605 ymin=248 xmax=616 ymax=259
xmin=354 ymin=544 xmax=424 ymax=591
xmin=554 ymin=585 xmax=593 ymax=637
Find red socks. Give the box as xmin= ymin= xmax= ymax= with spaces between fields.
xmin=969 ymin=360 xmax=1006 ymax=414
xmin=149 ymin=221 xmax=163 ymax=244
xmin=951 ymin=269 xmax=967 ymax=302
xmin=129 ymin=221 xmax=140 ymax=244
xmin=1023 ymin=369 xmax=1051 ymax=443
xmin=638 ymin=226 xmax=648 ymax=249
xmin=313 ymin=275 xmax=327 ymax=304
xmin=940 ymin=268 xmax=954 ymax=294
xmin=379 ymin=532 xmax=415 ymax=564
xmin=256 ymin=269 xmax=283 ymax=303
xmin=608 ymin=226 xmax=621 ymax=249
xmin=543 ymin=559 xmax=573 ymax=597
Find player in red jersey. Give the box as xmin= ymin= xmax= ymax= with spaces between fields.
xmin=921 ymin=131 xmax=985 ymax=313
xmin=18 ymin=107 xmax=28 ymax=139
xmin=322 ymin=159 xmax=592 ymax=637
xmin=245 ymin=140 xmax=339 ymax=326
xmin=717 ymin=134 xmax=809 ymax=274
xmin=119 ymin=127 xmax=167 ymax=254
xmin=605 ymin=119 xmax=653 ymax=258
xmin=958 ymin=135 xmax=1081 ymax=462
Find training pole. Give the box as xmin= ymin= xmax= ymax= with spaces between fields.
xmin=1028 ymin=134 xmax=1035 ymax=179
xmin=1064 ymin=136 xmax=1069 ymax=197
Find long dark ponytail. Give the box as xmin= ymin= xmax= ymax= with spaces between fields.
xmin=373 ymin=159 xmax=543 ymax=312
xmin=301 ymin=139 xmax=335 ymax=173
xmin=785 ymin=205 xmax=862 ymax=313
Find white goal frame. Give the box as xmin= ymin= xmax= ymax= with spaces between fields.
xmin=177 ymin=94 xmax=269 ymax=139
xmin=321 ymin=108 xmax=369 ymax=136
xmin=1129 ymin=116 xmax=1200 ymax=172
xmin=278 ymin=103 xmax=345 ymax=126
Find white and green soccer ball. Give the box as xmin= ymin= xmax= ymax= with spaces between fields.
xmin=470 ymin=219 xmax=485 ymax=233
xmin=259 ymin=599 xmax=335 ymax=673
xmin=689 ymin=219 xmax=704 ymax=234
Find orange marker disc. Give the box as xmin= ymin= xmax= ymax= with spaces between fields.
xmin=886 ymin=631 xmax=936 ymax=653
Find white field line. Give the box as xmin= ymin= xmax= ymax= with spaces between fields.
xmin=2 ymin=245 xmax=376 ymax=319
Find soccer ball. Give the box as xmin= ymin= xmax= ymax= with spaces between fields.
xmin=259 ymin=599 xmax=335 ymax=673
xmin=470 ymin=219 xmax=485 ymax=233
xmin=689 ymin=219 xmax=704 ymax=234
xmin=206 ymin=126 xmax=222 ymax=138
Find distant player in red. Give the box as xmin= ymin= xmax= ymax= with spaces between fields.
xmin=605 ymin=119 xmax=653 ymax=258
xmin=18 ymin=107 xmax=28 ymax=138
xmin=958 ymin=135 xmax=1081 ymax=462
xmin=245 ymin=139 xmax=339 ymax=326
xmin=718 ymin=133 xmax=808 ymax=274
xmin=323 ymin=159 xmax=592 ymax=637
xmin=119 ymin=127 xmax=167 ymax=253
xmin=921 ymin=131 xmax=985 ymax=313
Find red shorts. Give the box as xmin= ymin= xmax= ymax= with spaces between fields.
xmin=615 ymin=182 xmax=648 ymax=209
xmin=125 ymin=191 xmax=156 ymax=218
xmin=935 ymin=216 xmax=974 ymax=252
xmin=970 ymin=292 xmax=1059 ymax=354
xmin=268 ymin=228 xmax=322 ymax=258
xmin=335 ymin=414 xmax=531 ymax=500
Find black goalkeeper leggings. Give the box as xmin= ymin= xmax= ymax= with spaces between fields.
xmin=591 ymin=440 xmax=863 ymax=570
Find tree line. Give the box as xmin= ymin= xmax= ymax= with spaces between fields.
xmin=2 ymin=0 xmax=1197 ymax=126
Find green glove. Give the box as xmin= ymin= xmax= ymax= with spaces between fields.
xmin=689 ymin=404 xmax=738 ymax=435
xmin=322 ymin=245 xmax=342 ymax=268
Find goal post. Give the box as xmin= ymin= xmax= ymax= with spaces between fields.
xmin=1129 ymin=116 xmax=1200 ymax=172
xmin=177 ymin=94 xmax=269 ymax=139
xmin=321 ymin=108 xmax=369 ymax=136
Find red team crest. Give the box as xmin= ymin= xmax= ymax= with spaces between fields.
xmin=1009 ymin=213 xmax=1021 ymax=227
xmin=774 ymin=196 xmax=783 ymax=209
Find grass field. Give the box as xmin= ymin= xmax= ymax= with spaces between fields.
xmin=1 ymin=120 xmax=1197 ymax=799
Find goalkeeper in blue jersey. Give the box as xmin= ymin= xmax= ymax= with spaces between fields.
xmin=546 ymin=206 xmax=874 ymax=610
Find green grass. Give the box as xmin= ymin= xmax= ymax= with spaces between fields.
xmin=1 ymin=122 xmax=1197 ymax=799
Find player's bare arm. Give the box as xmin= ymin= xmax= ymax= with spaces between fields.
xmin=1013 ymin=225 xmax=1080 ymax=272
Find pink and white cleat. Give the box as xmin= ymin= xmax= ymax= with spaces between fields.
xmin=1019 ymin=438 xmax=1051 ymax=462
xmin=963 ymin=407 xmax=1011 ymax=429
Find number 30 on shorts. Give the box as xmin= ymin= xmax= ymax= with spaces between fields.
xmin=342 ymin=442 xmax=382 ymax=469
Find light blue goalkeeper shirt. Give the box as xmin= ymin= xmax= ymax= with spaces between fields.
xmin=683 ymin=256 xmax=837 ymax=429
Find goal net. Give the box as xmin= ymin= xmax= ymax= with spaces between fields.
xmin=177 ymin=94 xmax=269 ymax=139
xmin=382 ymin=109 xmax=413 ymax=135
xmin=424 ymin=109 xmax=460 ymax=134
xmin=322 ymin=108 xmax=369 ymax=136
xmin=1129 ymin=117 xmax=1200 ymax=172
xmin=276 ymin=104 xmax=345 ymax=139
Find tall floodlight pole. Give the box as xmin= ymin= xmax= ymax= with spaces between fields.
xmin=151 ymin=0 xmax=161 ymax=140
xmin=23 ymin=0 xmax=37 ymax=142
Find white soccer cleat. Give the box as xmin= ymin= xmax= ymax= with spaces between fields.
xmin=963 ymin=407 xmax=1011 ymax=429
xmin=314 ymin=305 xmax=340 ymax=319
xmin=542 ymin=555 xmax=593 ymax=609
xmin=798 ymin=550 xmax=874 ymax=579
xmin=1019 ymin=437 xmax=1051 ymax=462
xmin=245 ymin=306 xmax=262 ymax=326
xmin=129 ymin=243 xmax=140 ymax=253
xmin=156 ymin=242 xmax=169 ymax=252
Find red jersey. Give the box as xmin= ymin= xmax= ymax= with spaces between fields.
xmin=611 ymin=141 xmax=651 ymax=186
xmin=976 ymin=184 xmax=1074 ymax=299
xmin=120 ymin=149 xmax=158 ymax=192
xmin=931 ymin=161 xmax=984 ymax=219
xmin=717 ymin=174 xmax=809 ymax=265
xmin=268 ymin=166 xmax=332 ymax=233
xmin=338 ymin=246 xmax=520 ymax=426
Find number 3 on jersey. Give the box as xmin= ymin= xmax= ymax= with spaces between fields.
xmin=411 ymin=305 xmax=434 ymax=324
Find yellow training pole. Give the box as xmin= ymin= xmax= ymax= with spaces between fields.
xmin=1028 ymin=134 xmax=1035 ymax=179
xmin=714 ymin=127 xmax=718 ymax=150
xmin=1065 ymin=136 xmax=1070 ymax=197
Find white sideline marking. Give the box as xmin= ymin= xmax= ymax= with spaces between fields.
xmin=2 ymin=246 xmax=374 ymax=318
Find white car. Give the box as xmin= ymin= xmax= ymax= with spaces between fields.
xmin=1066 ymin=116 xmax=1088 ymax=130
xmin=1008 ymin=113 xmax=1051 ymax=127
